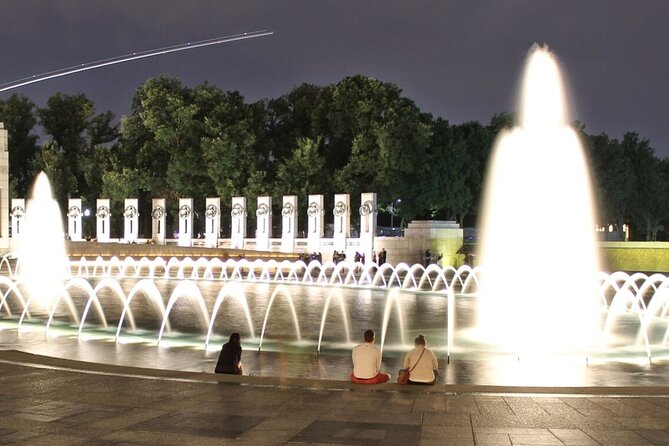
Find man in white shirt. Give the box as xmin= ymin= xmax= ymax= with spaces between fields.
xmin=351 ymin=329 xmax=391 ymax=384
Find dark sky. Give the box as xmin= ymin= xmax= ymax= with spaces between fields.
xmin=2 ymin=1 xmax=668 ymax=157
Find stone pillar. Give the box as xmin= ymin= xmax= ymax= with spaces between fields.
xmin=10 ymin=199 xmax=25 ymax=238
xmin=178 ymin=198 xmax=193 ymax=247
xmin=255 ymin=196 xmax=272 ymax=251
xmin=359 ymin=192 xmax=377 ymax=260
xmin=123 ymin=198 xmax=139 ymax=243
xmin=307 ymin=194 xmax=324 ymax=254
xmin=0 ymin=123 xmax=8 ymax=247
xmin=151 ymin=198 xmax=166 ymax=244
xmin=67 ymin=198 xmax=83 ymax=241
xmin=281 ymin=195 xmax=297 ymax=253
xmin=205 ymin=197 xmax=220 ymax=248
xmin=95 ymin=199 xmax=111 ymax=242
xmin=230 ymin=197 xmax=247 ymax=249
xmin=333 ymin=194 xmax=350 ymax=253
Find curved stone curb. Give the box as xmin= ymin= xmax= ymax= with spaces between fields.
xmin=2 ymin=349 xmax=669 ymax=397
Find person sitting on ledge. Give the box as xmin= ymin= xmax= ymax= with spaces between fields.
xmin=350 ymin=329 xmax=391 ymax=384
xmin=215 ymin=332 xmax=243 ymax=375
xmin=403 ymin=334 xmax=439 ymax=385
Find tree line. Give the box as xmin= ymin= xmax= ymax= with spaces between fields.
xmin=1 ymin=74 xmax=667 ymax=240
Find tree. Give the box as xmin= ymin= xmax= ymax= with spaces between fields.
xmin=424 ymin=118 xmax=471 ymax=222
xmin=116 ymin=76 xmax=193 ymax=199
xmin=33 ymin=141 xmax=77 ymax=205
xmin=588 ymin=132 xmax=640 ymax=239
xmin=275 ymin=137 xmax=329 ymax=224
xmin=451 ymin=120 xmax=495 ymax=225
xmin=373 ymin=99 xmax=432 ymax=222
xmin=201 ymin=90 xmax=258 ymax=203
xmin=0 ymin=94 xmax=39 ymax=197
xmin=38 ymin=92 xmax=118 ymax=201
xmin=620 ymin=132 xmax=667 ymax=240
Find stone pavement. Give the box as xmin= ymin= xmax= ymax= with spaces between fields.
xmin=1 ymin=351 xmax=669 ymax=445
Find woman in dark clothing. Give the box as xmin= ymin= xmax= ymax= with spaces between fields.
xmin=215 ymin=332 xmax=243 ymax=375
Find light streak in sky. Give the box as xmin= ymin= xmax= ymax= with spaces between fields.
xmin=0 ymin=30 xmax=274 ymax=93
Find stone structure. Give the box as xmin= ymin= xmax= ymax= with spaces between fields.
xmin=2 ymin=183 xmax=467 ymax=266
xmin=307 ymin=194 xmax=324 ymax=254
xmin=375 ymin=220 xmax=463 ymax=266
xmin=0 ymin=123 xmax=8 ymax=248
xmin=230 ymin=196 xmax=246 ymax=249
xmin=358 ymin=192 xmax=377 ymax=259
xmin=10 ymin=198 xmax=25 ymax=239
xmin=178 ymin=198 xmax=193 ymax=247
xmin=67 ymin=198 xmax=83 ymax=241
xmin=255 ymin=196 xmax=272 ymax=251
xmin=95 ymin=199 xmax=111 ymax=243
xmin=151 ymin=198 xmax=166 ymax=244
xmin=123 ymin=198 xmax=139 ymax=243
xmin=333 ymin=194 xmax=350 ymax=253
xmin=281 ymin=195 xmax=297 ymax=253
xmin=204 ymin=197 xmax=220 ymax=248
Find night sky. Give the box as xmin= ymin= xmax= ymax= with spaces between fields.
xmin=1 ymin=1 xmax=668 ymax=157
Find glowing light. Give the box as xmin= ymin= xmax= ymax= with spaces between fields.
xmin=477 ymin=45 xmax=602 ymax=358
xmin=17 ymin=172 xmax=68 ymax=309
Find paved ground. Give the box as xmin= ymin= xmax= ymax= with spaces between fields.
xmin=2 ymin=351 xmax=669 ymax=445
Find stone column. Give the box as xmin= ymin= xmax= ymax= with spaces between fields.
xmin=307 ymin=194 xmax=324 ymax=254
xmin=95 ymin=199 xmax=111 ymax=242
xmin=0 ymin=123 xmax=8 ymax=247
xmin=359 ymin=192 xmax=377 ymax=260
xmin=10 ymin=199 xmax=25 ymax=238
xmin=67 ymin=198 xmax=83 ymax=241
xmin=151 ymin=198 xmax=166 ymax=244
xmin=123 ymin=198 xmax=139 ymax=243
xmin=230 ymin=197 xmax=247 ymax=249
xmin=178 ymin=198 xmax=193 ymax=247
xmin=255 ymin=196 xmax=272 ymax=251
xmin=205 ymin=197 xmax=220 ymax=248
xmin=333 ymin=194 xmax=350 ymax=253
xmin=281 ymin=195 xmax=297 ymax=253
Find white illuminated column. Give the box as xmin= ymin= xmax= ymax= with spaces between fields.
xmin=151 ymin=198 xmax=166 ymax=244
xmin=333 ymin=193 xmax=350 ymax=253
xmin=95 ymin=199 xmax=111 ymax=242
xmin=123 ymin=198 xmax=139 ymax=243
xmin=0 ymin=123 xmax=7 ymax=246
xmin=307 ymin=194 xmax=324 ymax=254
xmin=231 ymin=196 xmax=247 ymax=249
xmin=178 ymin=198 xmax=193 ymax=247
xmin=205 ymin=197 xmax=220 ymax=248
xmin=67 ymin=198 xmax=83 ymax=241
xmin=281 ymin=195 xmax=297 ymax=253
xmin=359 ymin=192 xmax=377 ymax=260
xmin=255 ymin=196 xmax=272 ymax=251
xmin=10 ymin=198 xmax=25 ymax=238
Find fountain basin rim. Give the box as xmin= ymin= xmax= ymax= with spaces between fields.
xmin=3 ymin=350 xmax=669 ymax=396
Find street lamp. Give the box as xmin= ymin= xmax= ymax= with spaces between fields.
xmin=390 ymin=198 xmax=401 ymax=229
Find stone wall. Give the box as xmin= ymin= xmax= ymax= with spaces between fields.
xmin=600 ymin=241 xmax=669 ymax=273
xmin=375 ymin=220 xmax=464 ymax=266
xmin=0 ymin=123 xmax=8 ymax=249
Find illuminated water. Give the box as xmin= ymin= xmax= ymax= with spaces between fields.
xmin=15 ymin=172 xmax=68 ymax=308
xmin=4 ymin=49 xmax=669 ymax=386
xmin=2 ymin=255 xmax=669 ymax=385
xmin=478 ymin=45 xmax=602 ymax=358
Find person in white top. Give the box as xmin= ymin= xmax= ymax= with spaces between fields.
xmin=351 ymin=329 xmax=391 ymax=384
xmin=403 ymin=334 xmax=439 ymax=384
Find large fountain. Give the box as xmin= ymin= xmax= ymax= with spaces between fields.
xmin=2 ymin=46 xmax=669 ymax=385
xmin=477 ymin=45 xmax=602 ymax=359
xmin=15 ymin=172 xmax=69 ymax=308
